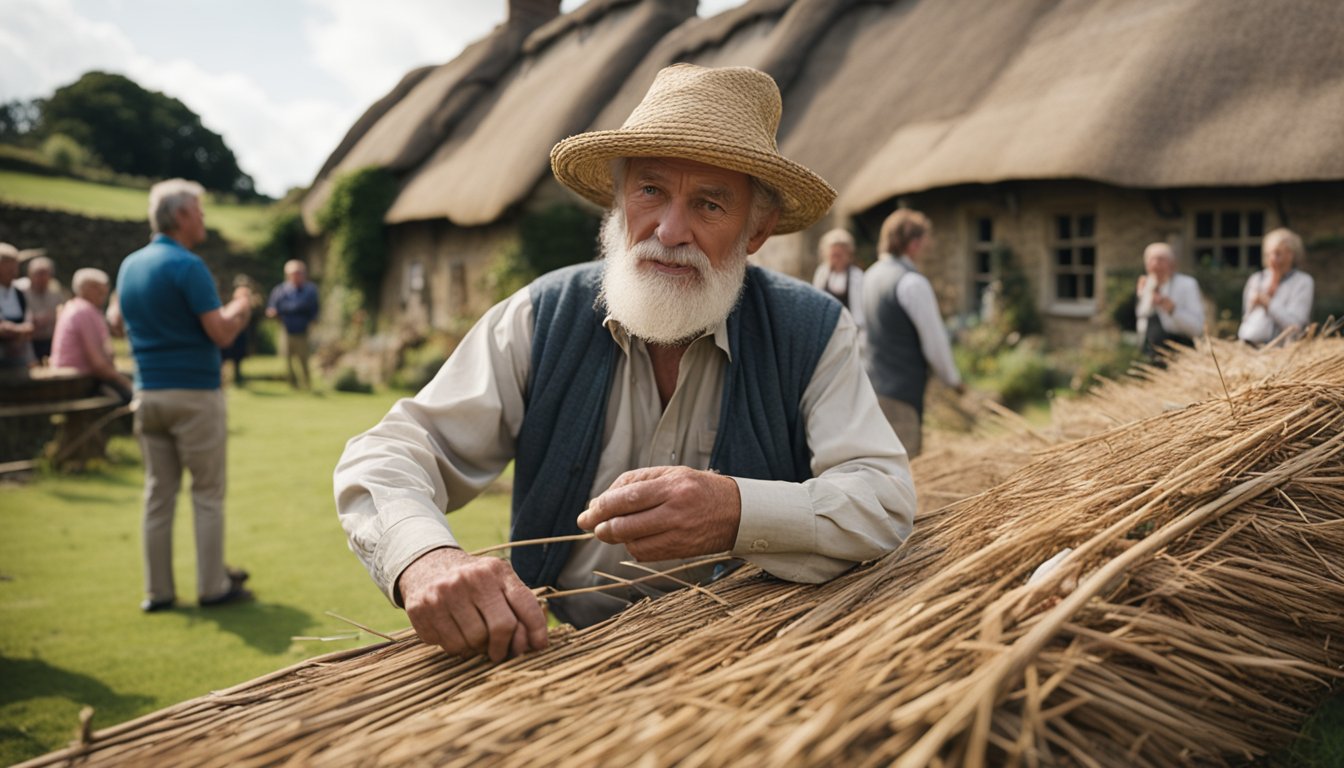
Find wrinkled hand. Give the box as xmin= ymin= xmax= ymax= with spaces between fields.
xmin=577 ymin=466 xmax=741 ymax=561
xmin=397 ymin=547 xmax=549 ymax=662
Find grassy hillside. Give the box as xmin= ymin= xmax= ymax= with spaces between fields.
xmin=0 ymin=169 xmax=274 ymax=249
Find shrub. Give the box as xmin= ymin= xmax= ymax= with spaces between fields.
xmin=331 ymin=366 xmax=373 ymax=394
xmin=39 ymin=133 xmax=95 ymax=173
xmin=994 ymin=339 xmax=1056 ymax=410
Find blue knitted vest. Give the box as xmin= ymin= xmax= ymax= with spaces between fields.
xmin=510 ymin=261 xmax=842 ymax=587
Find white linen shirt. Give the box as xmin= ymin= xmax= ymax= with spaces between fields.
xmin=334 ymin=283 xmax=917 ymax=626
xmin=1136 ymin=272 xmax=1205 ymax=340
xmin=1238 ymin=269 xmax=1314 ymax=344
xmin=881 ymin=254 xmax=962 ymax=388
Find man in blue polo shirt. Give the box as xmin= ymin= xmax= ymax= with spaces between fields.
xmin=115 ymin=178 xmax=254 ymax=612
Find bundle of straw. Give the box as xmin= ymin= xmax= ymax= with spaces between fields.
xmin=22 ymin=336 xmax=1344 ymax=767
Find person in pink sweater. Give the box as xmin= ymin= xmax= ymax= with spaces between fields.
xmin=50 ymin=267 xmax=133 ymax=402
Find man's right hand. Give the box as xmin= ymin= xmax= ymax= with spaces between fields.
xmin=397 ymin=547 xmax=549 ymax=662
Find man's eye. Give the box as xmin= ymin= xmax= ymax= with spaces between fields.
xmin=641 ymin=185 xmax=659 ymax=196
xmin=704 ymin=201 xmax=722 ymax=213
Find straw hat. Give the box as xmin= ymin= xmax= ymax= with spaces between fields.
xmin=551 ymin=64 xmax=835 ymax=235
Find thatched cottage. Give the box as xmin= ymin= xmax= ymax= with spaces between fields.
xmin=304 ymin=0 xmax=1344 ymax=345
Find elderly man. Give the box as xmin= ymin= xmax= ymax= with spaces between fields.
xmin=335 ymin=64 xmax=915 ymax=662
xmin=1238 ymin=227 xmax=1314 ymax=346
xmin=0 ymin=243 xmax=34 ymax=374
xmin=265 ymin=259 xmax=319 ymax=389
xmin=50 ymin=268 xmax=133 ymax=401
xmin=811 ymin=228 xmax=866 ymax=342
xmin=1135 ymin=242 xmax=1203 ymax=360
xmin=116 ymin=179 xmax=254 ymax=612
xmin=861 ymin=209 xmax=964 ymax=459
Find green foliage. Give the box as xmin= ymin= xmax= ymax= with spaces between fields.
xmin=0 ymin=374 xmax=512 ymax=765
xmin=390 ymin=334 xmax=458 ymax=392
xmin=990 ymin=246 xmax=1042 ymax=337
xmin=38 ymin=71 xmax=257 ymax=197
xmin=0 ymin=97 xmax=40 ymax=143
xmin=332 ymin=365 xmax=374 ymax=393
xmin=316 ymin=167 xmax=397 ymax=316
xmin=487 ymin=204 xmax=601 ymax=302
xmin=256 ymin=205 xmax=306 ymax=277
xmin=38 ymin=133 xmax=95 ymax=173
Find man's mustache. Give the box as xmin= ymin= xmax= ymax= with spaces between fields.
xmin=628 ymin=239 xmax=711 ymax=274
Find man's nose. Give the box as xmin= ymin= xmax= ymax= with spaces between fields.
xmin=655 ymin=202 xmax=694 ymax=248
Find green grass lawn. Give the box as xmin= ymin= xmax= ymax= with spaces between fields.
xmin=0 ymin=361 xmax=511 ymax=764
xmin=0 ymin=170 xmax=274 ymax=248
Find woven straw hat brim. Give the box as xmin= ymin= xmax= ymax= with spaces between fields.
xmin=551 ymin=129 xmax=836 ymax=235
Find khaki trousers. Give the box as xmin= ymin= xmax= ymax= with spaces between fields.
xmin=134 ymin=388 xmax=231 ymax=602
xmin=877 ymin=395 xmax=922 ymax=458
xmin=282 ymin=331 xmax=311 ymax=389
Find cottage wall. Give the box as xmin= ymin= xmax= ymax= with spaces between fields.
xmin=849 ymin=181 xmax=1342 ymax=348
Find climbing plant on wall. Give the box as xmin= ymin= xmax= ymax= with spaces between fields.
xmin=316 ymin=166 xmax=398 ymax=319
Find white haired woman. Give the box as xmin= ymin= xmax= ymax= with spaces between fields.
xmin=1237 ymin=228 xmax=1314 ymax=346
xmin=811 ymin=228 xmax=866 ymax=343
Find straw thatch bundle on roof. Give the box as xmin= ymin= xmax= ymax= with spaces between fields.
xmin=23 ymin=335 xmax=1344 ymax=767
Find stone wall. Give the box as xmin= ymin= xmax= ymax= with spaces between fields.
xmin=0 ymin=203 xmax=266 ymax=295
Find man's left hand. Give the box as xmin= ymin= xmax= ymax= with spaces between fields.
xmin=577 ymin=466 xmax=740 ymax=561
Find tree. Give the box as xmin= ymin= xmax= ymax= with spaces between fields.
xmin=38 ymin=71 xmax=257 ymax=197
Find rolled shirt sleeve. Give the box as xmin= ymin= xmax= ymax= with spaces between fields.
xmin=896 ymin=270 xmax=962 ymax=388
xmin=732 ymin=311 xmax=916 ymax=582
xmin=333 ymin=290 xmax=534 ymax=604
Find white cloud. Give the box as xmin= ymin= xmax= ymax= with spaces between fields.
xmin=0 ymin=0 xmax=138 ymax=100
xmin=0 ymin=0 xmax=363 ymax=197
xmin=302 ymin=0 xmax=505 ymax=105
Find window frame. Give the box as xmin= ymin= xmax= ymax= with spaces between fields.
xmin=1188 ymin=207 xmax=1268 ymax=271
xmin=1046 ymin=211 xmax=1098 ymax=316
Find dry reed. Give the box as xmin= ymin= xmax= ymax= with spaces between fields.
xmin=20 ymin=333 xmax=1344 ymax=767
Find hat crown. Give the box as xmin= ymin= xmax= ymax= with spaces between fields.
xmin=620 ymin=64 xmax=782 ymax=154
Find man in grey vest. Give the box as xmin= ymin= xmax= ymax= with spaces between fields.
xmin=335 ymin=65 xmax=916 ymax=662
xmin=861 ymin=209 xmax=965 ymax=458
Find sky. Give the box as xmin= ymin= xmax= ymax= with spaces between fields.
xmin=0 ymin=0 xmax=745 ymax=198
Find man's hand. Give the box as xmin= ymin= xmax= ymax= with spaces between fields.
xmin=397 ymin=547 xmax=549 ymax=662
xmin=577 ymin=466 xmax=741 ymax=561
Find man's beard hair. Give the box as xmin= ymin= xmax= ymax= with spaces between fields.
xmin=597 ymin=210 xmax=750 ymax=346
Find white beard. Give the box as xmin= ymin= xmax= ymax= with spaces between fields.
xmin=597 ymin=211 xmax=748 ymax=346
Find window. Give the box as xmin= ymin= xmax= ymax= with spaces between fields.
xmin=1191 ymin=209 xmax=1265 ymax=269
xmin=969 ymin=216 xmax=996 ymax=315
xmin=1051 ymin=213 xmax=1096 ymax=304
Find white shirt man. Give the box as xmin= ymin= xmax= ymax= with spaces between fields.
xmin=335 ymin=64 xmax=915 ymax=662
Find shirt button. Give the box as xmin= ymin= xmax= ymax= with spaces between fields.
xmin=751 ymin=539 xmax=769 ymax=552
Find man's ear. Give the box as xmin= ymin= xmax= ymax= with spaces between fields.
xmin=745 ymin=208 xmax=780 ymax=255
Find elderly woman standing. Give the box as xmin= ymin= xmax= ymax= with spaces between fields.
xmin=812 ymin=228 xmax=866 ymax=341
xmin=1237 ymin=227 xmax=1314 ymax=346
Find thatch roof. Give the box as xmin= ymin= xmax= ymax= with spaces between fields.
xmin=300 ymin=1 xmax=564 ymax=231
xmin=305 ymin=0 xmax=1343 ymax=230
xmin=21 ymin=333 xmax=1344 ymax=766
xmin=383 ymin=0 xmax=696 ymax=226
xmin=812 ymin=0 xmax=1344 ymax=213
